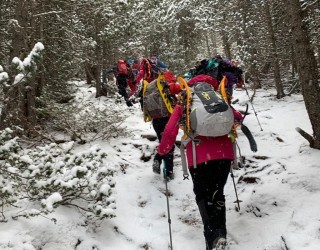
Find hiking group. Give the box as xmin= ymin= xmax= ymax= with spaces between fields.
xmin=108 ymin=55 xmax=256 ymax=250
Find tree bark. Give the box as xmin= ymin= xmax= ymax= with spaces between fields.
xmin=286 ymin=0 xmax=320 ymax=149
xmin=265 ymin=0 xmax=285 ymax=99
xmin=220 ymin=13 xmax=232 ymax=59
xmin=1 ymin=0 xmax=38 ymax=133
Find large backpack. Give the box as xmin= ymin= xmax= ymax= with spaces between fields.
xmin=142 ymin=74 xmax=174 ymax=122
xmin=193 ymin=58 xmax=219 ymax=78
xmin=178 ymin=78 xmax=234 ymax=139
xmin=191 ymin=83 xmax=233 ymax=136
xmin=177 ymin=76 xmax=234 ymax=175
xmin=117 ymin=59 xmax=128 ymax=75
xmin=141 ymin=57 xmax=168 ymax=82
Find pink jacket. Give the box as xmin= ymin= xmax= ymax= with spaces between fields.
xmin=157 ymin=105 xmax=234 ymax=168
xmin=157 ymin=74 xmax=237 ymax=168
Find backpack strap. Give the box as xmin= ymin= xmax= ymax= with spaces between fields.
xmin=191 ymin=140 xmax=197 ymax=169
xmin=219 ymin=75 xmax=229 ymax=103
xmin=180 ymin=142 xmax=189 ymax=179
xmin=219 ymin=75 xmax=238 ymax=138
xmin=142 ymin=80 xmax=152 ymax=122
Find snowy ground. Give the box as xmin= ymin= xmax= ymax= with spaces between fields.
xmin=1 ymin=81 xmax=320 ymax=250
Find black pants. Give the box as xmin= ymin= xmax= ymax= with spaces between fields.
xmin=189 ymin=160 xmax=231 ymax=248
xmin=152 ymin=116 xmax=174 ymax=174
xmin=117 ymin=74 xmax=129 ymax=100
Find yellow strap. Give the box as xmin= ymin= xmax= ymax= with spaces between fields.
xmin=156 ymin=74 xmax=174 ymax=114
xmin=219 ymin=75 xmax=229 ymax=103
xmin=177 ymin=76 xmax=192 ymax=139
xmin=219 ymin=76 xmax=238 ymax=138
xmin=142 ymin=80 xmax=152 ymax=122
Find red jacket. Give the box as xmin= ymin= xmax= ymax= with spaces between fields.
xmin=135 ymin=58 xmax=158 ymax=84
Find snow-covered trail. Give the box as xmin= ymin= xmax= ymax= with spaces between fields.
xmin=2 ymin=83 xmax=320 ymax=250
xmin=99 ymin=88 xmax=320 ymax=250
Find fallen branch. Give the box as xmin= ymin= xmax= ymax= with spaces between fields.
xmin=281 ymin=235 xmax=289 ymax=250
xmin=296 ymin=127 xmax=314 ymax=148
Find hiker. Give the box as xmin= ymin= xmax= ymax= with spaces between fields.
xmin=108 ymin=59 xmax=133 ymax=107
xmin=126 ymin=60 xmax=138 ymax=99
xmin=141 ymin=64 xmax=180 ymax=180
xmin=214 ymin=55 xmax=244 ymax=95
xmin=131 ymin=59 xmax=139 ymax=78
xmin=156 ymin=73 xmax=243 ymax=249
xmin=135 ymin=56 xmax=167 ymax=85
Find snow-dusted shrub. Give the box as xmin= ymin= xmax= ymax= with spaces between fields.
xmin=38 ymin=89 xmax=128 ymax=143
xmin=0 ymin=65 xmax=9 ymax=86
xmin=0 ymin=128 xmax=116 ymax=222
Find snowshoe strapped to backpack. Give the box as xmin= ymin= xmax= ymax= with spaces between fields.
xmin=142 ymin=74 xmax=174 ymax=122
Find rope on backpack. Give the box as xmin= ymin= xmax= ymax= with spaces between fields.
xmin=219 ymin=75 xmax=238 ymax=139
xmin=176 ymin=76 xmax=192 ymax=138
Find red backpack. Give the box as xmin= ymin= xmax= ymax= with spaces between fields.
xmin=117 ymin=60 xmax=128 ymax=75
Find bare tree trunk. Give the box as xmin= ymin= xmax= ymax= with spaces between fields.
xmin=220 ymin=15 xmax=232 ymax=59
xmin=1 ymin=0 xmax=37 ymax=132
xmin=210 ymin=32 xmax=218 ymax=56
xmin=236 ymin=0 xmax=261 ymax=88
xmin=94 ymin=17 xmax=103 ymax=98
xmin=291 ymin=45 xmax=297 ymax=78
xmin=286 ymin=0 xmax=320 ymax=149
xmin=25 ymin=85 xmax=36 ymax=126
xmin=265 ymin=0 xmax=285 ymax=99
xmin=205 ymin=32 xmax=211 ymax=57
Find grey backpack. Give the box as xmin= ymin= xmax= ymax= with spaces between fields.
xmin=180 ymin=82 xmax=234 ymax=176
xmin=188 ymin=82 xmax=234 ymax=137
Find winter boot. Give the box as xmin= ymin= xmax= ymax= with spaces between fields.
xmin=165 ymin=171 xmax=174 ymax=181
xmin=125 ymin=99 xmax=133 ymax=107
xmin=198 ymin=200 xmax=227 ymax=250
xmin=152 ymin=153 xmax=162 ymax=174
xmin=163 ymin=153 xmax=174 ymax=180
xmin=212 ymin=237 xmax=227 ymax=250
xmin=152 ymin=159 xmax=161 ymax=174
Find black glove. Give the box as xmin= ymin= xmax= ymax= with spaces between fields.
xmin=152 ymin=153 xmax=163 ymax=174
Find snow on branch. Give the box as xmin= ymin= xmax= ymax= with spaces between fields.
xmin=0 ymin=129 xmax=116 ymax=222
xmin=12 ymin=42 xmax=45 ymax=85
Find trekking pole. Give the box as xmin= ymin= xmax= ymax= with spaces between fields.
xmin=242 ymin=73 xmax=263 ymax=131
xmin=230 ymin=142 xmax=242 ymax=212
xmin=230 ymin=164 xmax=241 ymax=212
xmin=163 ymin=160 xmax=173 ymax=249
